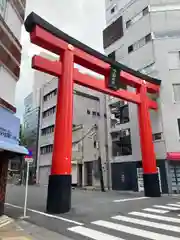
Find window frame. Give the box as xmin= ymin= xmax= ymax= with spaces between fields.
xmin=177 ymin=118 xmax=180 ymax=136
xmin=126 ymin=6 xmax=149 ymax=29
xmin=0 ymin=0 xmax=7 ymax=17
xmin=173 ymin=83 xmax=180 ymax=103
xmin=152 ymin=132 xmax=163 ymax=141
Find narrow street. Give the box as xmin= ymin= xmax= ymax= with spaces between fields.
xmin=5 ymin=184 xmax=180 ymax=239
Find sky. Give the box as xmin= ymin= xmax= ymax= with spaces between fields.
xmin=15 ymin=0 xmax=106 ymax=119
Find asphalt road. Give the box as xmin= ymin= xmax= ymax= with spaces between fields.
xmin=5 ymin=184 xmax=180 ymax=240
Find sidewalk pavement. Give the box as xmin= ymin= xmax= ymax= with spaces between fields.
xmin=0 ymin=215 xmax=72 ymax=240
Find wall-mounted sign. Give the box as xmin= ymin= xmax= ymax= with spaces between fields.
xmin=0 ymin=107 xmax=20 ymax=144
xmin=107 ymin=66 xmax=120 ymax=90
xmin=0 ymin=107 xmax=28 ymax=155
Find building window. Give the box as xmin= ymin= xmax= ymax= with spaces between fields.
xmin=43 ymin=88 xmax=57 ymax=102
xmin=168 ymin=52 xmax=180 ymax=70
xmin=42 ymin=106 xmax=56 ymax=118
xmin=143 ymin=7 xmax=149 ymax=16
xmin=103 ymin=16 xmax=123 ymax=48
xmin=92 ymin=111 xmax=97 ymax=116
xmin=108 ymin=51 xmax=115 ymax=60
xmin=97 ymin=112 xmax=100 ymax=117
xmin=111 ymin=128 xmax=132 ymax=157
xmin=110 ymin=101 xmax=129 ymax=127
xmin=173 ymin=84 xmax=180 ymax=102
xmin=87 ymin=109 xmax=91 ymax=115
xmin=126 ymin=6 xmax=149 ymax=29
xmin=41 ymin=125 xmax=55 ymax=136
xmin=145 ymin=33 xmax=152 ymax=43
xmin=128 ymin=45 xmax=133 ymax=53
xmin=153 ymin=133 xmax=162 ymax=141
xmin=72 ymin=143 xmax=79 ymax=152
xmin=40 ymin=144 xmax=53 ymax=155
xmin=0 ymin=0 xmax=6 ymax=17
xmin=177 ymin=119 xmax=180 ymax=136
xmin=126 ymin=20 xmax=131 ymax=29
xmin=128 ymin=33 xmax=152 ymax=54
xmin=111 ymin=7 xmax=115 ymax=14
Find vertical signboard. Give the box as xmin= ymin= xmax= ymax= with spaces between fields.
xmin=107 ymin=66 xmax=120 ymax=90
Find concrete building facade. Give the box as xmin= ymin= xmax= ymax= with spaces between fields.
xmin=23 ymin=53 xmax=58 ymax=180
xmin=0 ymin=0 xmax=28 ymax=215
xmin=36 ymin=74 xmax=108 ymax=188
xmin=104 ymin=0 xmax=180 ymax=193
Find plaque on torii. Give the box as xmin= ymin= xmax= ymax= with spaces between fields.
xmin=24 ymin=12 xmax=161 ymax=214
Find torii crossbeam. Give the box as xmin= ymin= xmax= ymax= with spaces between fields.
xmin=25 ymin=12 xmax=161 ymax=214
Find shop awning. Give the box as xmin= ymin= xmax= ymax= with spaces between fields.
xmin=166 ymin=152 xmax=180 ymax=161
xmin=0 ymin=140 xmax=29 ymax=155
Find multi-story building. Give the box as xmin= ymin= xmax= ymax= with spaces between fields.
xmin=104 ymin=0 xmax=180 ymax=194
xmin=36 ymin=75 xmax=108 ymax=188
xmin=0 ymin=0 xmax=28 ymax=215
xmin=23 ymin=93 xmax=40 ymax=180
xmin=23 ymin=52 xmax=58 ymax=180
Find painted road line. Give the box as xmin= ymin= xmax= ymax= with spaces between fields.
xmin=112 ymin=215 xmax=180 ymax=233
xmin=68 ymin=226 xmax=124 ymax=240
xmin=5 ymin=203 xmax=83 ymax=226
xmin=5 ymin=203 xmax=22 ymax=209
xmin=0 ymin=219 xmax=13 ymax=228
xmin=153 ymin=205 xmax=180 ymax=210
xmin=167 ymin=203 xmax=180 ymax=208
xmin=0 ymin=215 xmax=9 ymax=223
xmin=92 ymin=220 xmax=180 ymax=240
xmin=143 ymin=208 xmax=169 ymax=214
xmin=129 ymin=212 xmax=180 ymax=223
xmin=113 ymin=197 xmax=149 ymax=203
xmin=0 ymin=215 xmax=14 ymax=228
xmin=2 ymin=238 xmax=31 ymax=240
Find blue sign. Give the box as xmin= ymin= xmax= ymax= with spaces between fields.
xmin=0 ymin=107 xmax=20 ymax=145
xmin=28 ymin=150 xmax=33 ymax=157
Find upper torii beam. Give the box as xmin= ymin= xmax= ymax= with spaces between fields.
xmin=25 ymin=12 xmax=161 ymax=214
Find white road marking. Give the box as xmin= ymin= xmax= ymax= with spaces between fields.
xmin=167 ymin=203 xmax=180 ymax=208
xmin=6 ymin=203 xmax=22 ymax=209
xmin=0 ymin=215 xmax=13 ymax=228
xmin=129 ymin=212 xmax=180 ymax=223
xmin=68 ymin=226 xmax=124 ymax=240
xmin=0 ymin=219 xmax=13 ymax=228
xmin=92 ymin=220 xmax=180 ymax=240
xmin=113 ymin=197 xmax=149 ymax=203
xmin=143 ymin=208 xmax=169 ymax=214
xmin=0 ymin=215 xmax=9 ymax=223
xmin=153 ymin=205 xmax=180 ymax=210
xmin=5 ymin=203 xmax=83 ymax=226
xmin=112 ymin=215 xmax=180 ymax=233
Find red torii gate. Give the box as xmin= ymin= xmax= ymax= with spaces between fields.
xmin=25 ymin=12 xmax=161 ymax=214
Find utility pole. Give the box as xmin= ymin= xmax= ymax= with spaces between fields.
xmin=94 ymin=110 xmax=105 ymax=192
xmin=94 ymin=121 xmax=105 ymax=192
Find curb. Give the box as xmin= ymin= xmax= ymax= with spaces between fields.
xmin=73 ymin=187 xmax=109 ymax=191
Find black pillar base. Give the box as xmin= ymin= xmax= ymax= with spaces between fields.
xmin=0 ymin=201 xmax=4 ymax=216
xmin=143 ymin=173 xmax=161 ymax=197
xmin=46 ymin=175 xmax=71 ymax=214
